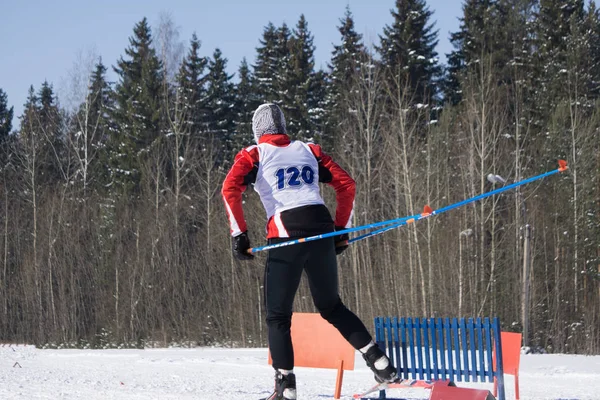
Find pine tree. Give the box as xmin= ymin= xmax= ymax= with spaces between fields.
xmin=325 ymin=6 xmax=366 ymax=144
xmin=307 ymin=69 xmax=328 ymax=142
xmin=564 ymin=1 xmax=600 ymax=104
xmin=576 ymin=0 xmax=600 ymax=302
xmin=274 ymin=23 xmax=293 ymax=108
xmin=18 ymin=83 xmax=63 ymax=184
xmin=328 ymin=6 xmax=366 ymax=99
xmin=18 ymin=86 xmax=39 ymax=162
xmin=377 ymin=0 xmax=441 ymax=104
xmin=73 ymin=59 xmax=114 ymax=190
xmin=37 ymin=81 xmax=64 ymax=182
xmin=584 ymin=1 xmax=600 ymax=100
xmin=286 ymin=15 xmax=315 ymax=137
xmin=532 ymin=0 xmax=585 ymax=111
xmin=253 ymin=23 xmax=279 ymax=102
xmin=205 ymin=48 xmax=235 ymax=161
xmin=0 ymin=88 xmax=13 ymax=141
xmin=0 ymin=88 xmax=14 ymax=165
xmin=443 ymin=0 xmax=496 ymax=105
xmin=19 ymin=86 xmax=38 ymax=131
xmin=233 ymin=58 xmax=258 ymax=147
xmin=176 ymin=33 xmax=209 ymax=137
xmin=111 ymin=17 xmax=164 ymax=193
xmin=494 ymin=0 xmax=536 ymax=70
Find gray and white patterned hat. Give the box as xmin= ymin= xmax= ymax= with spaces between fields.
xmin=252 ymin=103 xmax=287 ymax=143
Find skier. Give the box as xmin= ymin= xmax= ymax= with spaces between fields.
xmin=222 ymin=103 xmax=398 ymax=400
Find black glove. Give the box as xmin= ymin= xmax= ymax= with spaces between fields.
xmin=334 ymin=226 xmax=349 ymax=255
xmin=233 ymin=232 xmax=254 ymax=260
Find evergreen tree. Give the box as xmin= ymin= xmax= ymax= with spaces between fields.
xmin=494 ymin=0 xmax=536 ymax=69
xmin=286 ymin=15 xmax=315 ymax=137
xmin=73 ymin=59 xmax=114 ymax=190
xmin=233 ymin=58 xmax=258 ymax=147
xmin=0 ymin=88 xmax=13 ymax=167
xmin=377 ymin=0 xmax=441 ymax=104
xmin=531 ymin=0 xmax=585 ymax=111
xmin=88 ymin=60 xmax=114 ymax=118
xmin=576 ymin=1 xmax=600 ymax=297
xmin=19 ymin=86 xmax=38 ymax=132
xmin=18 ymin=83 xmax=63 ymax=184
xmin=111 ymin=17 xmax=164 ymax=193
xmin=38 ymin=81 xmax=64 ymax=182
xmin=443 ymin=0 xmax=496 ymax=105
xmin=564 ymin=1 xmax=600 ymax=103
xmin=176 ymin=33 xmax=209 ymax=137
xmin=529 ymin=0 xmax=596 ymax=162
xmin=584 ymin=0 xmax=600 ymax=100
xmin=328 ymin=6 xmax=366 ymax=100
xmin=274 ymin=23 xmax=293 ymax=107
xmin=253 ymin=23 xmax=279 ymax=102
xmin=205 ymin=48 xmax=235 ymax=161
xmin=307 ymin=69 xmax=328 ymax=142
xmin=0 ymin=88 xmax=13 ymax=143
xmin=325 ymin=6 xmax=366 ymax=145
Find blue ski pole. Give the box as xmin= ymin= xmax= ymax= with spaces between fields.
xmin=349 ymin=160 xmax=569 ymax=244
xmin=248 ymin=160 xmax=568 ymax=253
xmin=248 ymin=213 xmax=421 ymax=253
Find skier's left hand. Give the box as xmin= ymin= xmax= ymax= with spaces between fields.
xmin=233 ymin=231 xmax=254 ymax=260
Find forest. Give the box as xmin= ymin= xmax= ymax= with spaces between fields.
xmin=0 ymin=0 xmax=598 ymax=354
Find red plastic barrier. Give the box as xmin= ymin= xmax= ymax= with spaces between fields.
xmin=429 ymin=384 xmax=496 ymax=400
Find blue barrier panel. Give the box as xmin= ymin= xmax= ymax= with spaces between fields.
xmin=392 ymin=317 xmax=400 ymax=371
xmin=452 ymin=318 xmax=461 ymax=381
xmin=420 ymin=318 xmax=429 ymax=379
xmin=484 ymin=317 xmax=494 ymax=380
xmin=385 ymin=317 xmax=393 ymax=369
xmin=375 ymin=317 xmax=384 ymax=350
xmin=493 ymin=317 xmax=506 ymax=400
xmin=407 ymin=318 xmax=416 ymax=379
xmin=459 ymin=318 xmax=469 ymax=382
xmin=445 ymin=318 xmax=454 ymax=382
xmin=438 ymin=318 xmax=447 ymax=380
xmin=399 ymin=318 xmax=408 ymax=380
xmin=373 ymin=316 xmax=506 ymax=400
xmin=468 ymin=318 xmax=477 ymax=382
xmin=476 ymin=318 xmax=485 ymax=381
xmin=429 ymin=318 xmax=439 ymax=380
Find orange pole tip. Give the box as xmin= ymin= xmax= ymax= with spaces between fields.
xmin=558 ymin=159 xmax=568 ymax=171
xmin=422 ymin=205 xmax=433 ymax=216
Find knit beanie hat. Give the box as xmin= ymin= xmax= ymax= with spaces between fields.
xmin=252 ymin=103 xmax=287 ymax=143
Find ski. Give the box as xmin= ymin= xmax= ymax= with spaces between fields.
xmin=353 ymin=378 xmax=441 ymax=399
xmin=352 ymin=378 xmax=407 ymax=399
xmin=352 ymin=381 xmax=390 ymax=399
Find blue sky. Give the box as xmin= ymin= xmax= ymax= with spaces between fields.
xmin=0 ymin=0 xmax=462 ymax=129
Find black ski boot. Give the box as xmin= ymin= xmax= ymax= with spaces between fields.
xmin=262 ymin=371 xmax=297 ymax=400
xmin=362 ymin=345 xmax=399 ymax=383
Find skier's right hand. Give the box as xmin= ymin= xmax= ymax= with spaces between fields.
xmin=233 ymin=231 xmax=254 ymax=260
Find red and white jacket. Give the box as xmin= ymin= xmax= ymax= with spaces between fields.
xmin=221 ymin=134 xmax=355 ymax=239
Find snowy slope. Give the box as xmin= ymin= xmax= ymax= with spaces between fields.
xmin=1 ymin=346 xmax=599 ymax=400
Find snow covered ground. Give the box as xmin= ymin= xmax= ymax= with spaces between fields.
xmin=1 ymin=345 xmax=599 ymax=400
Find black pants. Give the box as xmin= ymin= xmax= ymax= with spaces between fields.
xmin=265 ymin=236 xmax=372 ymax=370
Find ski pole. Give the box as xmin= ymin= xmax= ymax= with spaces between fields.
xmin=248 ymin=213 xmax=421 ymax=253
xmin=348 ymin=206 xmax=433 ymax=244
xmin=349 ymin=159 xmax=569 ymax=244
xmin=248 ymin=160 xmax=568 ymax=253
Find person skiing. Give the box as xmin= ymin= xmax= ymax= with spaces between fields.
xmin=221 ymin=103 xmax=398 ymax=400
